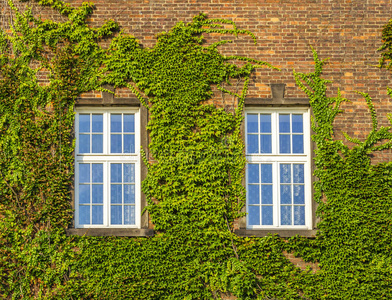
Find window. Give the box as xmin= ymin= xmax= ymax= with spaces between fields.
xmin=75 ymin=108 xmax=140 ymax=228
xmin=245 ymin=108 xmax=312 ymax=229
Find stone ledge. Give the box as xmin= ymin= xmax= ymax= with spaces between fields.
xmin=245 ymin=97 xmax=310 ymax=106
xmin=235 ymin=229 xmax=317 ymax=238
xmin=66 ymin=228 xmax=154 ymax=237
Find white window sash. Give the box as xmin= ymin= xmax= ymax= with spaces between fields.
xmin=245 ymin=108 xmax=312 ymax=229
xmin=75 ymin=108 xmax=141 ymax=229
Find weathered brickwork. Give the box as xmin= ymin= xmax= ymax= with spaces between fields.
xmin=3 ymin=0 xmax=392 ymax=152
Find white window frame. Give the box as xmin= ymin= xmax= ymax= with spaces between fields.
xmin=74 ymin=107 xmax=141 ymax=228
xmin=245 ymin=107 xmax=312 ymax=229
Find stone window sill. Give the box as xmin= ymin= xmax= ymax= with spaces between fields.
xmin=66 ymin=228 xmax=154 ymax=237
xmin=235 ymin=229 xmax=317 ymax=238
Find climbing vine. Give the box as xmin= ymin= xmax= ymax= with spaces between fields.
xmin=1 ymin=0 xmax=392 ymax=299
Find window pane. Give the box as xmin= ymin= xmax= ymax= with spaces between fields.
xmin=111 ymin=164 xmax=122 ymax=183
xmin=248 ymin=164 xmax=259 ymax=183
xmin=262 ymin=206 xmax=273 ymax=225
xmin=79 ymin=164 xmax=90 ymax=183
xmin=279 ymin=134 xmax=290 ymax=154
xmin=79 ymin=134 xmax=90 ymax=153
xmin=293 ymin=185 xmax=305 ymax=204
xmin=124 ymin=134 xmax=135 ymax=153
xmin=111 ymin=185 xmax=122 ymax=204
xmin=92 ymin=205 xmax=103 ymax=224
xmin=280 ymin=164 xmax=291 ymax=183
xmin=260 ymin=114 xmax=271 ymax=133
xmin=124 ymin=164 xmax=135 ymax=183
xmin=111 ymin=134 xmax=122 ymax=153
xmin=79 ymin=185 xmax=90 ymax=204
xmin=293 ymin=164 xmax=304 ymax=183
xmin=260 ymin=164 xmax=272 ymax=183
xmin=260 ymin=135 xmax=272 ymax=153
xmin=124 ymin=185 xmax=135 ymax=204
xmin=79 ymin=114 xmax=90 ymax=133
xmin=79 ymin=205 xmax=90 ymax=225
xmin=248 ymin=185 xmax=260 ymax=204
xmin=124 ymin=114 xmax=134 ymax=133
xmin=92 ymin=185 xmax=103 ymax=204
xmin=92 ymin=114 xmax=103 ymax=133
xmin=248 ymin=206 xmax=260 ymax=226
xmin=280 ymin=185 xmax=292 ymax=204
xmin=111 ymin=114 xmax=122 ymax=133
xmin=292 ymin=114 xmax=303 ymax=133
xmin=92 ymin=164 xmax=103 ymax=183
xmin=247 ymin=134 xmax=258 ymax=153
xmin=92 ymin=134 xmax=103 ymax=153
xmin=281 ymin=206 xmax=292 ymax=225
xmin=279 ymin=114 xmax=290 ymax=133
xmin=294 ymin=206 xmax=305 ymax=225
xmin=111 ymin=206 xmax=122 ymax=225
xmin=247 ymin=114 xmax=258 ymax=133
xmin=261 ymin=185 xmax=273 ymax=204
xmin=292 ymin=135 xmax=304 ymax=154
xmin=124 ymin=205 xmax=135 ymax=225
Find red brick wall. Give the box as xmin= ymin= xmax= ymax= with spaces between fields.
xmin=3 ymin=0 xmax=392 ymax=152
xmin=66 ymin=0 xmax=392 ymax=153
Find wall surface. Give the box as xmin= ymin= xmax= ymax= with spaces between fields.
xmin=3 ymin=0 xmax=392 ymax=151
xmin=64 ymin=0 xmax=392 ymax=160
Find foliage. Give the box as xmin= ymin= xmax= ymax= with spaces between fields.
xmin=1 ymin=0 xmax=392 ymax=299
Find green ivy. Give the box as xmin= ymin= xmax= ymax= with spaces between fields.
xmin=1 ymin=0 xmax=392 ymax=299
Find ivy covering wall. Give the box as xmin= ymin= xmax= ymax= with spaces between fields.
xmin=1 ymin=0 xmax=392 ymax=299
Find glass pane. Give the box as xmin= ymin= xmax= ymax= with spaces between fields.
xmin=279 ymin=134 xmax=290 ymax=154
xmin=279 ymin=114 xmax=290 ymax=133
xmin=261 ymin=185 xmax=273 ymax=204
xmin=248 ymin=185 xmax=260 ymax=205
xmin=111 ymin=205 xmax=122 ymax=225
xmin=124 ymin=205 xmax=135 ymax=225
xmin=124 ymin=134 xmax=135 ymax=153
xmin=92 ymin=164 xmax=103 ymax=183
xmin=262 ymin=206 xmax=273 ymax=225
xmin=79 ymin=185 xmax=90 ymax=204
xmin=111 ymin=163 xmax=122 ymax=183
xmin=248 ymin=206 xmax=260 ymax=226
xmin=292 ymin=114 xmax=303 ymax=133
xmin=294 ymin=206 xmax=305 ymax=225
xmin=79 ymin=134 xmax=90 ymax=153
xmin=92 ymin=185 xmax=103 ymax=204
xmin=79 ymin=114 xmax=90 ymax=133
xmin=260 ymin=114 xmax=271 ymax=133
xmin=92 ymin=114 xmax=103 ymax=133
xmin=92 ymin=134 xmax=103 ymax=153
xmin=124 ymin=114 xmax=134 ymax=133
xmin=79 ymin=205 xmax=90 ymax=225
xmin=293 ymin=185 xmax=305 ymax=204
xmin=248 ymin=164 xmax=259 ymax=184
xmin=247 ymin=114 xmax=258 ymax=133
xmin=280 ymin=185 xmax=292 ymax=204
xmin=293 ymin=164 xmax=304 ymax=183
xmin=79 ymin=164 xmax=90 ymax=183
xmin=260 ymin=135 xmax=272 ymax=153
xmin=281 ymin=206 xmax=292 ymax=225
xmin=280 ymin=164 xmax=291 ymax=183
xmin=247 ymin=134 xmax=258 ymax=154
xmin=92 ymin=205 xmax=103 ymax=224
xmin=292 ymin=135 xmax=304 ymax=154
xmin=111 ymin=134 xmax=122 ymax=153
xmin=124 ymin=184 xmax=135 ymax=204
xmin=111 ymin=114 xmax=122 ymax=133
xmin=124 ymin=164 xmax=135 ymax=183
xmin=111 ymin=185 xmax=122 ymax=204
xmin=260 ymin=164 xmax=272 ymax=183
